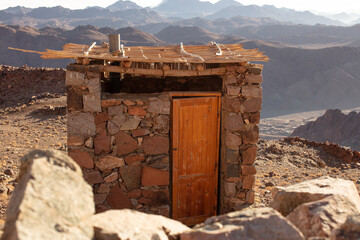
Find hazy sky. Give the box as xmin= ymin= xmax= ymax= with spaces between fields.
xmin=0 ymin=0 xmax=360 ymax=14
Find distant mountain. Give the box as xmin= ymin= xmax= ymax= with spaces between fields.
xmin=0 ymin=6 xmax=167 ymax=29
xmin=0 ymin=24 xmax=165 ymax=67
xmin=106 ymin=0 xmax=142 ymax=11
xmin=154 ymin=0 xmax=242 ymax=18
xmin=291 ymin=109 xmax=360 ymax=151
xmin=207 ymin=4 xmax=344 ymax=26
xmin=155 ymin=25 xmax=221 ymax=44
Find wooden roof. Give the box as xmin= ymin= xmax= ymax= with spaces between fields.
xmin=10 ymin=42 xmax=269 ymax=64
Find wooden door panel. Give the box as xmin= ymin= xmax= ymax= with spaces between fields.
xmin=172 ymin=95 xmax=220 ymax=225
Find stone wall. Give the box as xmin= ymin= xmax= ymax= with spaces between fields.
xmin=66 ymin=70 xmax=171 ymax=217
xmin=66 ymin=62 xmax=263 ymax=217
xmin=220 ymin=63 xmax=262 ymax=213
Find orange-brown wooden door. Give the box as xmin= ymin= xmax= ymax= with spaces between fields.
xmin=172 ymin=96 xmax=220 ymax=226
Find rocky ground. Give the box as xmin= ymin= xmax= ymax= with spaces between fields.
xmin=0 ymin=65 xmax=359 ymax=227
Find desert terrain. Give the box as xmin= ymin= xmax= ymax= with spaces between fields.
xmin=0 ymin=65 xmax=359 ymax=225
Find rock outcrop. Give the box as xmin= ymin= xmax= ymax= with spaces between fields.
xmin=180 ymin=208 xmax=305 ymax=240
xmin=331 ymin=214 xmax=360 ymax=240
xmin=291 ymin=109 xmax=360 ymax=151
xmin=1 ymin=150 xmax=95 ymax=240
xmin=270 ymin=176 xmax=360 ymax=216
xmin=91 ymin=209 xmax=190 ymax=240
xmin=287 ymin=195 xmax=360 ymax=238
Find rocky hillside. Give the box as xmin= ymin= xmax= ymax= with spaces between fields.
xmin=291 ymin=109 xmax=360 ymax=151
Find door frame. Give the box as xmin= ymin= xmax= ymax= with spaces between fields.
xmin=169 ymin=91 xmax=222 ymax=224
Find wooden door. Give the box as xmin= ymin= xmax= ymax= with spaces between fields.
xmin=172 ymin=95 xmax=220 ymax=226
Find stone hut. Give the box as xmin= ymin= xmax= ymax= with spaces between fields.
xmin=17 ymin=39 xmax=268 ymax=225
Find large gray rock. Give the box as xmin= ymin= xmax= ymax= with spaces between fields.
xmin=180 ymin=208 xmax=304 ymax=240
xmin=331 ymin=214 xmax=360 ymax=240
xmin=90 ymin=209 xmax=190 ymax=240
xmin=287 ymin=195 xmax=360 ymax=239
xmin=1 ymin=150 xmax=94 ymax=240
xmin=271 ymin=176 xmax=360 ymax=216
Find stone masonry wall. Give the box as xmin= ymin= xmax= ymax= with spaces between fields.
xmin=66 ymin=62 xmax=263 ymax=217
xmin=66 ymin=70 xmax=171 ymax=217
xmin=220 ymin=63 xmax=262 ymax=213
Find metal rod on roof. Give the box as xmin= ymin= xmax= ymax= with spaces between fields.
xmin=109 ymin=34 xmax=120 ymax=53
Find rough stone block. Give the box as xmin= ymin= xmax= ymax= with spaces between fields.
xmin=250 ymin=112 xmax=261 ymax=124
xmin=115 ymin=131 xmax=138 ymax=156
xmin=225 ymin=148 xmax=240 ymax=164
xmin=125 ymin=154 xmax=145 ymax=165
xmin=225 ymin=182 xmax=236 ymax=196
xmin=148 ymin=99 xmax=170 ymax=114
xmin=101 ymin=99 xmax=117 ymax=108
xmin=84 ymin=171 xmax=104 ymax=185
xmin=242 ymin=124 xmax=259 ymax=144
xmin=226 ymin=85 xmax=241 ymax=96
xmin=83 ymin=94 xmax=101 ymax=113
xmin=243 ymin=97 xmax=262 ymax=113
xmin=68 ymin=112 xmax=96 ymax=137
xmin=244 ymin=74 xmax=263 ymax=83
xmin=87 ymin=77 xmax=101 ymax=94
xmin=112 ymin=114 xmax=126 ymax=128
xmin=66 ymin=85 xmax=83 ymax=111
xmin=242 ymin=85 xmax=263 ymax=98
xmin=68 ymin=149 xmax=94 ymax=169
xmin=241 ymin=145 xmax=257 ymax=164
xmin=224 ymin=113 xmax=244 ymax=131
xmin=68 ymin=136 xmax=84 ymax=146
xmin=94 ymin=131 xmax=111 ymax=155
xmin=94 ymin=112 xmax=109 ymax=125
xmin=141 ymin=166 xmax=169 ymax=186
xmin=107 ymin=184 xmax=132 ymax=209
xmin=107 ymin=121 xmax=120 ymax=135
xmin=96 ymin=156 xmax=125 ymax=171
xmin=66 ymin=71 xmax=85 ymax=86
xmin=120 ymin=118 xmax=141 ymax=131
xmin=153 ymin=115 xmax=170 ymax=134
xmin=242 ymin=175 xmax=256 ymax=190
xmin=248 ymin=67 xmax=262 ymax=75
xmin=225 ymin=132 xmax=242 ymax=149
xmin=128 ymin=106 xmax=146 ymax=116
xmin=225 ymin=97 xmax=241 ymax=112
xmin=227 ymin=163 xmax=239 ymax=178
xmin=143 ymin=136 xmax=169 ymax=155
xmin=104 ymin=172 xmax=118 ymax=183
xmin=241 ymin=164 xmax=257 ymax=176
xmin=131 ymin=129 xmax=150 ymax=138
xmin=225 ymin=74 xmax=237 ymax=84
xmin=120 ymin=165 xmax=142 ymax=191
xmin=108 ymin=105 xmax=124 ymax=117
xmin=246 ymin=190 xmax=255 ymax=204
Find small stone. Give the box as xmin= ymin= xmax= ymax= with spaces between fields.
xmin=225 ymin=182 xmax=236 ymax=196
xmin=131 ymin=129 xmax=150 ymax=138
xmin=225 ymin=132 xmax=242 ymax=149
xmin=112 ymin=115 xmax=126 ymax=128
xmin=242 ymin=124 xmax=259 ymax=144
xmin=245 ymin=74 xmax=263 ymax=83
xmin=226 ymin=85 xmax=241 ymax=96
xmin=67 ymin=136 xmax=84 ymax=146
xmin=123 ymin=99 xmax=135 ymax=106
xmin=84 ymin=171 xmax=104 ymax=185
xmin=224 ymin=113 xmax=244 ymax=131
xmin=85 ymin=137 xmax=94 ymax=148
xmin=107 ymin=184 xmax=132 ymax=209
xmin=94 ymin=131 xmax=111 ymax=155
xmin=130 ymin=198 xmax=139 ymax=207
xmin=125 ymin=154 xmax=145 ymax=165
xmin=120 ymin=165 xmax=142 ymax=191
xmin=153 ymin=115 xmax=170 ymax=134
xmin=96 ymin=156 xmax=125 ymax=171
xmin=248 ymin=67 xmax=262 ymax=75
xmin=242 ymin=175 xmax=255 ymax=190
xmin=120 ymin=118 xmax=141 ymax=131
xmin=94 ymin=194 xmax=108 ymax=205
xmin=243 ymin=97 xmax=262 ymax=113
xmin=141 ymin=166 xmax=169 ymax=186
xmin=142 ymin=136 xmax=169 ymax=155
xmin=104 ymin=172 xmax=118 ymax=183
xmin=115 ymin=132 xmax=138 ymax=156
xmin=4 ymin=169 xmax=13 ymax=176
xmin=108 ymin=105 xmax=124 ymax=117
xmin=101 ymin=99 xmax=116 ymax=108
xmin=97 ymin=184 xmax=110 ymax=194
xmin=128 ymin=106 xmax=146 ymax=116
xmin=68 ymin=149 xmax=94 ymax=169
xmin=241 ymin=145 xmax=257 ymax=164
xmin=107 ymin=121 xmax=120 ymax=135
xmin=94 ymin=112 xmax=109 ymax=125
xmin=241 ymin=165 xmax=257 ymax=175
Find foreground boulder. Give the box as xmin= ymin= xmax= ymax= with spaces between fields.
xmin=271 ymin=176 xmax=360 ymax=216
xmin=1 ymin=150 xmax=95 ymax=240
xmin=180 ymin=208 xmax=304 ymax=240
xmin=90 ymin=209 xmax=190 ymax=240
xmin=287 ymin=195 xmax=360 ymax=239
xmin=331 ymin=214 xmax=360 ymax=240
